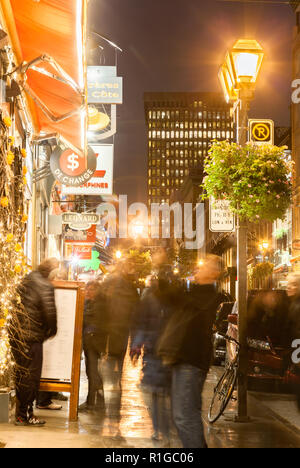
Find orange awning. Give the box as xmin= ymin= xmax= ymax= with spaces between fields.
xmin=0 ymin=0 xmax=87 ymax=153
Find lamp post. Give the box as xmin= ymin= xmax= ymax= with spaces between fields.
xmin=219 ymin=39 xmax=264 ymax=421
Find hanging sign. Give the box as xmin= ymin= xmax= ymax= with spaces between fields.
xmin=87 ymin=66 xmax=123 ymax=104
xmin=209 ymin=197 xmax=235 ymax=233
xmin=64 ymin=225 xmax=97 ymax=244
xmin=62 ymin=212 xmax=100 ymax=230
xmin=65 ymin=244 xmax=93 ymax=261
xmin=62 ymin=144 xmax=114 ymax=196
xmin=50 ymin=146 xmax=97 ymax=187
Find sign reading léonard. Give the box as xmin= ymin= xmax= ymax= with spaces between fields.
xmin=50 ymin=146 xmax=97 ymax=187
xmin=62 ymin=213 xmax=101 ymax=230
xmin=209 ymin=197 xmax=235 ymax=233
xmin=87 ymin=66 xmax=123 ymax=105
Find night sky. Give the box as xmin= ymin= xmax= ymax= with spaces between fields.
xmin=88 ymin=0 xmax=295 ymax=204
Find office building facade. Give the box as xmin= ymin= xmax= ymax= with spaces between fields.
xmin=144 ymin=92 xmax=233 ymax=206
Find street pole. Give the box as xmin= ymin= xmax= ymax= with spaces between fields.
xmin=235 ymin=86 xmax=251 ymax=422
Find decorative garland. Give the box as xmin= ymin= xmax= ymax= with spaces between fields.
xmin=202 ymin=141 xmax=293 ymax=223
xmin=0 ymin=114 xmax=29 ymax=387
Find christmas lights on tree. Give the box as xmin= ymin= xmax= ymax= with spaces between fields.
xmin=0 ymin=114 xmax=28 ymax=387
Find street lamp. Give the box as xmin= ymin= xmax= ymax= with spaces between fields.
xmin=259 ymin=241 xmax=269 ymax=252
xmin=115 ymin=250 xmax=122 ymax=260
xmin=219 ymin=39 xmax=264 ymax=422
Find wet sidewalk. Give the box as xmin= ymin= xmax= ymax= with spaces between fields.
xmin=1 ymin=358 xmax=300 ymax=448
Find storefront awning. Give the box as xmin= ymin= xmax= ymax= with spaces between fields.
xmin=0 ymin=0 xmax=87 ymax=153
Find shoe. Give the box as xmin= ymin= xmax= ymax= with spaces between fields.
xmin=14 ymin=416 xmax=28 ymax=426
xmin=95 ymin=391 xmax=105 ymax=410
xmin=53 ymin=393 xmax=68 ymax=402
xmin=78 ymin=402 xmax=94 ymax=413
xmin=37 ymin=403 xmax=62 ymax=410
xmin=151 ymin=431 xmax=161 ymax=441
xmin=27 ymin=416 xmax=46 ymax=426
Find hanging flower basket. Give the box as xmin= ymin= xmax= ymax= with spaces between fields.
xmin=250 ymin=262 xmax=274 ymax=281
xmin=202 ymin=141 xmax=293 ymax=223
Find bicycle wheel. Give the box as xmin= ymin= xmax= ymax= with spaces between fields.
xmin=208 ymin=365 xmax=237 ymax=424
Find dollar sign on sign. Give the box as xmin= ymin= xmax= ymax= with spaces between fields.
xmin=67 ymin=153 xmax=80 ymax=172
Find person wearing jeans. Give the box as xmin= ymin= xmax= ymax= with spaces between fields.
xmin=172 ymin=364 xmax=207 ymax=448
xmin=166 ymin=255 xmax=222 ymax=448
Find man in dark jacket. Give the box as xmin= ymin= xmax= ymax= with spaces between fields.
xmin=170 ymin=255 xmax=221 ymax=448
xmin=10 ymin=258 xmax=59 ymax=426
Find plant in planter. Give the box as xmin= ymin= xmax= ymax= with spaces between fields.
xmin=202 ymin=141 xmax=293 ymax=223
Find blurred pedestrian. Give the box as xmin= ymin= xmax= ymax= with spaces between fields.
xmin=79 ymin=280 xmax=106 ymax=412
xmin=10 ymin=258 xmax=59 ymax=426
xmin=101 ymin=259 xmax=139 ymax=438
xmin=157 ymin=255 xmax=222 ymax=448
xmin=286 ymin=274 xmax=300 ymax=409
xmin=130 ymin=275 xmax=173 ymax=445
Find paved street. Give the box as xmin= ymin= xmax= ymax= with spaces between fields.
xmin=1 ymin=356 xmax=300 ymax=448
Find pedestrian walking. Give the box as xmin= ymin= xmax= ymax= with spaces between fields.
xmin=286 ymin=274 xmax=300 ymax=409
xmin=157 ymin=255 xmax=222 ymax=448
xmin=101 ymin=260 xmax=139 ymax=438
xmin=9 ymin=258 xmax=59 ymax=427
xmin=79 ymin=280 xmax=106 ymax=412
xmin=130 ymin=275 xmax=173 ymax=445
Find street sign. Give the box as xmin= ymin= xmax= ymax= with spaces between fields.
xmin=249 ymin=119 xmax=274 ymax=145
xmin=209 ymin=197 xmax=235 ymax=233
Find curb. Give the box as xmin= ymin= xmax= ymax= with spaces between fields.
xmin=250 ymin=393 xmax=300 ymax=437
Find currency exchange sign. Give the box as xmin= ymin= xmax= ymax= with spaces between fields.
xmin=50 ymin=146 xmax=97 ymax=187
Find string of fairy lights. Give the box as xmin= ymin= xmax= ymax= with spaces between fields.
xmin=0 ymin=114 xmax=28 ymax=383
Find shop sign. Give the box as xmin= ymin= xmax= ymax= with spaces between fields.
xmin=209 ymin=197 xmax=235 ymax=233
xmin=64 ymin=225 xmax=96 ymax=243
xmin=61 ymin=144 xmax=114 ymax=196
xmin=65 ymin=244 xmax=93 ymax=260
xmin=249 ymin=119 xmax=274 ymax=145
xmin=87 ymin=66 xmax=123 ymax=104
xmin=50 ymin=146 xmax=97 ymax=187
xmin=62 ymin=212 xmax=100 ymax=230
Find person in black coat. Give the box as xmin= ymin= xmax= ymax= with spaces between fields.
xmin=10 ymin=258 xmax=59 ymax=427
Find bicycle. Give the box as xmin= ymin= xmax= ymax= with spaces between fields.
xmin=208 ymin=334 xmax=240 ymax=424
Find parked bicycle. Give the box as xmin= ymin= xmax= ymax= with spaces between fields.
xmin=208 ymin=334 xmax=240 ymax=424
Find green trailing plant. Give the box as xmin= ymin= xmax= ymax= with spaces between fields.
xmin=202 ymin=141 xmax=293 ymax=223
xmin=249 ymin=261 xmax=274 ymax=281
